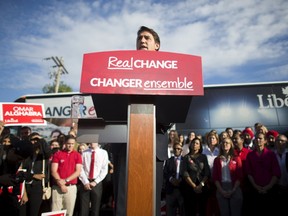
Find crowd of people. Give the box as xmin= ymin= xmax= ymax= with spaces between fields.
xmin=163 ymin=124 xmax=288 ymax=216
xmin=0 ymin=123 xmax=113 ymax=216
xmin=0 ymin=120 xmax=287 ymax=216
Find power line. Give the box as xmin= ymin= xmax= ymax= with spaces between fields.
xmin=0 ymin=53 xmax=43 ymax=59
xmin=44 ymin=56 xmax=69 ymax=93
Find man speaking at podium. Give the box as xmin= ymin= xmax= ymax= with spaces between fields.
xmin=136 ymin=26 xmax=160 ymax=51
xmin=111 ymin=26 xmax=169 ymax=216
xmin=136 ymin=26 xmax=170 ymax=216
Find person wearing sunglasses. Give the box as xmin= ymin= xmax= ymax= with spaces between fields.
xmin=163 ymin=141 xmax=185 ymax=216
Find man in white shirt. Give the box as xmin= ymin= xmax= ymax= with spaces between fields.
xmin=79 ymin=142 xmax=109 ymax=216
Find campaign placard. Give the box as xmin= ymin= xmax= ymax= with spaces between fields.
xmin=41 ymin=210 xmax=66 ymax=216
xmin=80 ymin=50 xmax=203 ymax=96
xmin=0 ymin=103 xmax=46 ymax=126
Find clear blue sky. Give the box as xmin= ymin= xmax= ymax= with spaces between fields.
xmin=0 ymin=0 xmax=287 ymax=102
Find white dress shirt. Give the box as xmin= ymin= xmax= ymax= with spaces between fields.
xmin=202 ymin=144 xmax=219 ymax=174
xmin=79 ymin=147 xmax=109 ymax=185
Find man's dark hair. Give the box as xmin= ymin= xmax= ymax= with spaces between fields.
xmin=137 ymin=26 xmax=160 ymax=48
xmin=20 ymin=126 xmax=32 ymax=131
xmin=65 ymin=134 xmax=77 ymax=143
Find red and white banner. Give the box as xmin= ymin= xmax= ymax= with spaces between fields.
xmin=80 ymin=50 xmax=203 ymax=96
xmin=0 ymin=103 xmax=46 ymax=126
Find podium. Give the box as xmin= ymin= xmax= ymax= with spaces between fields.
xmin=78 ymin=50 xmax=203 ymax=215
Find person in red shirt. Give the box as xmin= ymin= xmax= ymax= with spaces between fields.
xmin=213 ymin=137 xmax=243 ymax=216
xmin=232 ymin=132 xmax=252 ymax=216
xmin=51 ymin=135 xmax=82 ymax=216
xmin=233 ymin=133 xmax=251 ymax=170
xmin=246 ymin=132 xmax=281 ymax=216
xmin=242 ymin=128 xmax=254 ymax=150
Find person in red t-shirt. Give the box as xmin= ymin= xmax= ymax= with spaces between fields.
xmin=232 ymin=132 xmax=252 ymax=216
xmin=51 ymin=135 xmax=82 ymax=216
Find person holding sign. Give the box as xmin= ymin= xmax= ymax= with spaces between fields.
xmin=0 ymin=139 xmax=33 ymax=216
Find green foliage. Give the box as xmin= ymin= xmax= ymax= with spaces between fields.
xmin=42 ymin=81 xmax=73 ymax=93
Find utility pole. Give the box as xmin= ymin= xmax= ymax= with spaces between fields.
xmin=44 ymin=56 xmax=69 ymax=93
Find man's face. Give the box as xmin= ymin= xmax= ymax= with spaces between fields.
xmin=65 ymin=138 xmax=75 ymax=152
xmin=21 ymin=128 xmax=31 ymax=140
xmin=243 ymin=133 xmax=252 ymax=145
xmin=232 ymin=135 xmax=244 ymax=149
xmin=173 ymin=144 xmax=182 ymax=157
xmin=275 ymin=135 xmax=287 ymax=150
xmin=254 ymin=134 xmax=266 ymax=150
xmin=136 ymin=31 xmax=159 ymax=51
xmin=90 ymin=142 xmax=99 ymax=149
xmin=267 ymin=135 xmax=276 ymax=148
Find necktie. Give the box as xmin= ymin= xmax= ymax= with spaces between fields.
xmin=89 ymin=151 xmax=95 ymax=179
xmin=175 ymin=157 xmax=180 ymax=179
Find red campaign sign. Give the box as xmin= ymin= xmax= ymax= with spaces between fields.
xmin=0 ymin=103 xmax=46 ymax=126
xmin=80 ymin=50 xmax=204 ymax=96
xmin=41 ymin=210 xmax=67 ymax=216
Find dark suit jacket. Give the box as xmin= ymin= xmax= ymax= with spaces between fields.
xmin=163 ymin=156 xmax=185 ymax=194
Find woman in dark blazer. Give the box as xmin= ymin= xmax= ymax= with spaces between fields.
xmin=20 ymin=133 xmax=51 ymax=216
xmin=182 ymin=137 xmax=211 ymax=216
